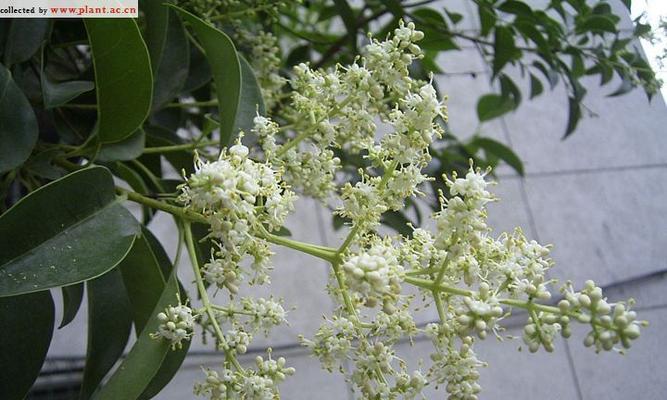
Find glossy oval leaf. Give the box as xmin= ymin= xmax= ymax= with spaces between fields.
xmin=3 ymin=19 xmax=50 ymax=66
xmin=120 ymin=230 xmax=167 ymax=334
xmin=0 ymin=64 xmax=38 ymax=174
xmin=43 ymin=79 xmax=95 ymax=109
xmin=146 ymin=5 xmax=190 ymax=110
xmin=125 ymin=228 xmax=190 ymax=399
xmin=471 ymin=137 xmax=524 ymax=176
xmin=59 ymin=282 xmax=84 ymax=328
xmin=84 ymin=19 xmax=153 ymax=143
xmin=476 ymin=93 xmax=515 ymax=121
xmin=92 ymin=272 xmax=182 ymax=400
xmin=98 ymin=129 xmax=146 ymax=162
xmin=108 ymin=162 xmax=154 ymax=224
xmin=0 ymin=167 xmax=139 ymax=297
xmin=80 ymin=268 xmax=133 ymax=400
xmin=234 ymin=55 xmax=266 ymax=136
xmin=119 ymin=227 xmax=191 ymax=400
xmin=169 ymin=4 xmax=241 ymax=148
xmin=0 ymin=291 xmax=54 ymax=400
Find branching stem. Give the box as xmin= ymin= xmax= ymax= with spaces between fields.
xmin=184 ymin=222 xmax=244 ymax=372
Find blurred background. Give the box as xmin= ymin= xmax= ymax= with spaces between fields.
xmin=34 ymin=0 xmax=666 ymax=399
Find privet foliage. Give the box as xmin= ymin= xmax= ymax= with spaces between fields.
xmin=0 ymin=1 xmax=658 ymax=399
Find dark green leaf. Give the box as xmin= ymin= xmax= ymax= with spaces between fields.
xmin=285 ymin=44 xmax=311 ymax=67
xmin=592 ymin=2 xmax=613 ymax=16
xmin=59 ymin=283 xmax=84 ymax=328
xmin=633 ymin=21 xmax=651 ymax=38
xmin=98 ymin=129 xmax=146 ymax=162
xmin=80 ymin=269 xmax=133 ymax=400
xmin=108 ymin=162 xmax=154 ymax=224
xmin=472 ymin=137 xmax=524 ymax=175
xmin=144 ymin=126 xmax=194 ymax=174
xmin=608 ymin=77 xmax=634 ymax=97
xmin=150 ymin=8 xmax=190 ymax=109
xmin=92 ymin=272 xmax=181 ymax=400
xmin=0 ymin=64 xmax=38 ymax=174
xmin=579 ymin=15 xmax=617 ymax=34
xmin=120 ymin=230 xmax=167 ymax=334
xmin=234 ymin=55 xmax=266 ymax=136
xmin=136 ymin=230 xmax=190 ymax=399
xmin=191 ymin=222 xmax=214 ymax=267
xmin=622 ymin=0 xmax=631 ymax=11
xmin=115 ymin=224 xmax=189 ymax=400
xmin=169 ymin=5 xmax=241 ymax=148
xmin=493 ymin=26 xmax=519 ymax=76
xmin=476 ymin=94 xmax=515 ymax=121
xmin=499 ymin=74 xmax=521 ymax=108
xmin=142 ymin=227 xmax=175 ymax=278
xmin=412 ymin=8 xmax=459 ymax=51
xmin=24 ymin=148 xmax=66 ymax=180
xmin=41 ymin=60 xmax=94 ymax=109
xmin=3 ymin=19 xmax=50 ymax=65
xmin=333 ymin=214 xmax=347 ymax=231
xmin=529 ymin=73 xmax=544 ymax=98
xmin=0 ymin=167 xmax=139 ymax=297
xmin=84 ymin=19 xmax=153 ymax=143
xmin=564 ymin=96 xmax=582 ymax=138
xmin=532 ymin=60 xmax=559 ymax=88
xmin=515 ymin=21 xmax=548 ymax=53
xmin=182 ymin=40 xmax=212 ymax=92
xmin=412 ymin=8 xmax=446 ymax=26
xmin=479 ymin=5 xmax=496 ymax=36
xmin=0 ymin=291 xmax=54 ymax=400
xmin=381 ymin=211 xmax=413 ymax=236
xmin=333 ymin=0 xmax=357 ymax=46
xmin=385 ymin=0 xmax=404 ymax=17
xmin=498 ymin=1 xmax=532 ymax=16
xmin=445 ymin=10 xmax=463 ymax=24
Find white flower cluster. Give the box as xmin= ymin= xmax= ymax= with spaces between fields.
xmin=252 ymin=20 xmax=444 ymax=209
xmin=342 ymin=237 xmax=404 ymax=310
xmin=194 ymin=352 xmax=295 ymax=400
xmin=238 ymin=30 xmax=286 ymax=110
xmin=180 ymin=141 xmax=296 ymax=286
xmin=561 ymin=280 xmax=645 ymax=352
xmin=168 ymin=12 xmax=647 ymax=399
xmin=300 ymin=164 xmax=645 ymax=399
xmin=179 ymin=141 xmax=298 ymax=398
xmin=454 ymin=283 xmax=504 ymax=339
xmin=151 ymin=302 xmax=196 ymax=350
xmin=430 ymin=337 xmax=485 ymax=400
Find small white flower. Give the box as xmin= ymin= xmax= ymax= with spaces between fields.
xmin=151 ymin=302 xmax=195 ymax=349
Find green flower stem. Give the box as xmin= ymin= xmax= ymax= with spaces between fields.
xmin=499 ymin=298 xmax=562 ymax=317
xmin=336 ymin=159 xmax=400 ymax=258
xmin=331 ymin=260 xmax=360 ymax=316
xmin=275 ymin=128 xmax=314 ymax=157
xmin=404 ymin=276 xmax=614 ymax=327
xmin=434 ymin=293 xmax=447 ymax=322
xmin=142 ymin=140 xmax=218 ymax=154
xmin=210 ymin=304 xmax=256 ymax=317
xmin=117 ymin=188 xmax=208 ymax=224
xmin=256 ymin=225 xmax=338 ymax=262
xmin=121 ymin=188 xmax=340 ymax=265
xmin=184 ymin=222 xmax=244 ymax=372
xmin=404 ymin=276 xmax=474 ymax=296
xmin=130 ymin=160 xmax=165 ymax=192
xmin=276 ymin=95 xmax=355 ymax=157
